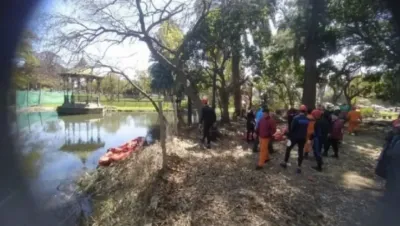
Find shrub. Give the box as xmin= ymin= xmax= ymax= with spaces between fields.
xmin=360 ymin=107 xmax=374 ymax=118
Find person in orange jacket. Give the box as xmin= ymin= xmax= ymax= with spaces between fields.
xmin=256 ymin=108 xmax=277 ymax=170
xmin=304 ymin=109 xmax=314 ymax=159
xmin=304 ymin=109 xmax=321 ymax=159
xmin=347 ymin=106 xmax=362 ymax=135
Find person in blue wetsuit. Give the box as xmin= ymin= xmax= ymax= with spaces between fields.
xmin=280 ymin=105 xmax=309 ymax=174
xmin=311 ymin=110 xmax=331 ymax=172
xmin=252 ymin=105 xmax=266 ymax=152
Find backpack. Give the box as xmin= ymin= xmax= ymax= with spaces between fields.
xmin=376 ymin=135 xmax=400 ymax=179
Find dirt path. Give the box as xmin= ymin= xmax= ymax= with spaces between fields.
xmin=148 ymin=122 xmax=385 ymax=226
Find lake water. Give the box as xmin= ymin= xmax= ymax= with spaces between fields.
xmin=13 ymin=111 xmax=163 ymax=225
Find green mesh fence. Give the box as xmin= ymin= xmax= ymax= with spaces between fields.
xmin=16 ymin=111 xmax=59 ymax=130
xmin=16 ymin=90 xmax=69 ymax=108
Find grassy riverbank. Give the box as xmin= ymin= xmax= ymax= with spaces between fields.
xmin=24 ymin=101 xmax=235 ymax=114
xmin=78 ymin=121 xmax=386 ymax=226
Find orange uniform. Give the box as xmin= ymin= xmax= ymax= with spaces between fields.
xmin=304 ymin=114 xmax=316 ymax=153
xmin=347 ymin=110 xmax=362 ymax=133
xmin=256 ymin=115 xmax=276 ymax=167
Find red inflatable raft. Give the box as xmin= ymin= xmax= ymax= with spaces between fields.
xmin=98 ymin=137 xmax=145 ymax=167
xmin=240 ymin=127 xmax=288 ymax=141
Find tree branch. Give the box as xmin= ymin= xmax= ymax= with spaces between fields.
xmin=95 ymin=61 xmax=167 ymax=121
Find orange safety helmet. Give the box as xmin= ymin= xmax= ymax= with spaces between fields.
xmin=311 ymin=109 xmax=322 ymax=119
xmin=201 ymin=97 xmax=208 ymax=105
xmin=299 ymin=104 xmax=307 ymax=112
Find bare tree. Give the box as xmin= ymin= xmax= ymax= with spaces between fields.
xmin=45 ymin=0 xmax=212 ymax=114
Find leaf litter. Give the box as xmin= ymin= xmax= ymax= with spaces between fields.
xmin=80 ymin=121 xmax=385 ymax=226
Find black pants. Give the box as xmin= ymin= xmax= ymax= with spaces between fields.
xmin=284 ymin=138 xmax=306 ymax=167
xmin=202 ymin=123 xmax=212 ymax=144
xmin=252 ymin=136 xmax=259 ymax=152
xmin=247 ymin=123 xmax=255 ymax=142
xmin=313 ymin=137 xmax=325 ymax=168
xmin=324 ymin=138 xmax=339 ymax=157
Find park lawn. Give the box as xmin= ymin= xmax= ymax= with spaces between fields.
xmin=40 ymin=103 xmax=59 ymax=108
xmin=39 ymin=101 xmax=235 ymax=113
xmin=380 ymin=111 xmax=398 ymax=117
xmin=103 ymin=100 xmax=173 ymax=111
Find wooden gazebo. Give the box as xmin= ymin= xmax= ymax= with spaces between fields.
xmin=57 ymin=59 xmax=105 ymax=115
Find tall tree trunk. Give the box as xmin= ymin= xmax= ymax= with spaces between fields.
xmin=175 ymin=71 xmax=202 ymax=116
xmin=232 ymin=53 xmax=241 ymax=119
xmin=219 ymin=88 xmax=230 ymax=124
xmin=187 ymin=97 xmax=192 ymax=125
xmin=249 ymin=83 xmax=253 ymax=109
xmin=217 ymin=91 xmax=223 ymax=120
xmin=283 ymin=83 xmax=295 ymax=108
xmin=331 ymin=88 xmax=339 ymax=104
xmin=344 ymin=88 xmax=352 ymax=106
xmin=301 ymin=0 xmax=326 ymax=109
xmin=212 ymin=71 xmax=217 ymax=109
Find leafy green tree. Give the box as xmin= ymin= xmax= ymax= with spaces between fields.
xmin=222 ymin=0 xmax=275 ymax=117
xmin=328 ymin=0 xmax=400 ymax=103
xmin=149 ymin=62 xmax=174 ymax=96
xmin=101 ymin=73 xmax=127 ymax=101
xmin=13 ymin=30 xmax=40 ymax=89
xmin=135 ymin=70 xmax=151 ymax=95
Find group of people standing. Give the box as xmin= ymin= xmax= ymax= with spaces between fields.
xmin=198 ymin=96 xmax=365 ymax=174
xmin=247 ymin=104 xmax=363 ymax=173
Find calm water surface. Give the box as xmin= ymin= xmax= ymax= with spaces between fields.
xmin=14 ymin=111 xmax=161 ymax=224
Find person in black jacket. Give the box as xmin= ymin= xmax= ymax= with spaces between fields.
xmin=246 ymin=108 xmax=256 ymax=142
xmin=311 ymin=111 xmax=332 ymax=172
xmin=286 ymin=107 xmax=298 ymax=133
xmin=199 ymin=97 xmax=216 ymax=149
xmin=281 ymin=105 xmax=309 ymax=174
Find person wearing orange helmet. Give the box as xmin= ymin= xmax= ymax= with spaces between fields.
xmin=280 ymin=104 xmax=310 ymax=174
xmin=347 ymin=105 xmax=362 ymax=135
xmin=323 ymin=114 xmax=344 ymax=159
xmin=304 ymin=108 xmax=321 ymax=159
xmin=255 ymin=108 xmax=277 ymax=170
xmin=311 ymin=110 xmax=332 ymax=172
xmin=199 ymin=97 xmax=216 ymax=149
xmin=286 ymin=106 xmax=298 ymax=133
xmin=392 ymin=114 xmax=400 ymax=128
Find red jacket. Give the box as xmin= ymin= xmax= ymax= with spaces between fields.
xmin=331 ymin=119 xmax=344 ymax=140
xmin=256 ymin=116 xmax=277 ymax=138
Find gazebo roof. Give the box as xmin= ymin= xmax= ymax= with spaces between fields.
xmin=60 ymin=142 xmax=105 ymax=164
xmin=59 ymin=58 xmax=104 ymax=80
xmin=60 ymin=69 xmax=104 ymax=80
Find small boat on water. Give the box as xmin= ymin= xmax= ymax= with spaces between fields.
xmin=98 ymin=137 xmax=145 ymax=166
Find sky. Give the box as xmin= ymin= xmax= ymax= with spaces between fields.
xmin=29 ymin=0 xmax=151 ymax=77
xmin=27 ymin=0 xmax=281 ymax=79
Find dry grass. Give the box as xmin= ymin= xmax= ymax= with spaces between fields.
xmin=81 ymin=120 xmax=386 ymax=226
xmin=78 ymin=143 xmax=164 ymax=226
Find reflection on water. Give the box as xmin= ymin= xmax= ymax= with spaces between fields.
xmin=13 ymin=111 xmax=161 ymax=224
